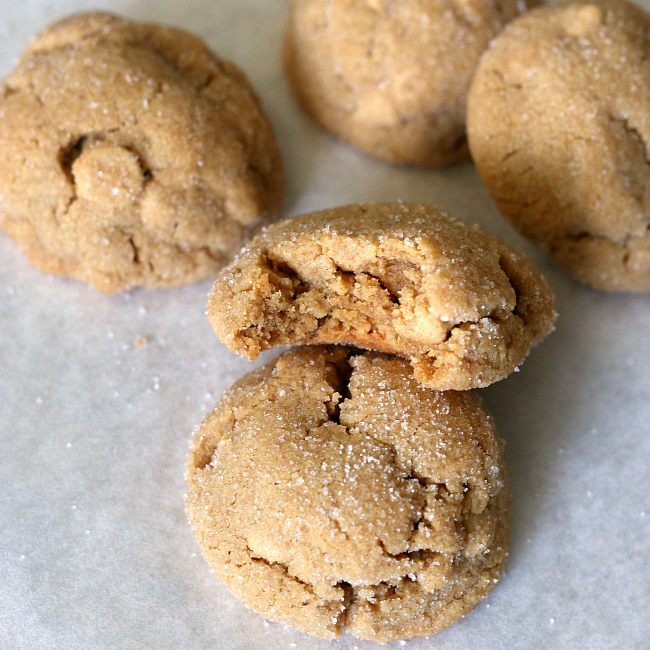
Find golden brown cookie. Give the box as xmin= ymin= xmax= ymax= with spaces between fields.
xmin=186 ymin=346 xmax=509 ymax=642
xmin=467 ymin=0 xmax=650 ymax=292
xmin=0 ymin=12 xmax=284 ymax=293
xmin=284 ymin=0 xmax=538 ymax=166
xmin=208 ymin=203 xmax=556 ymax=391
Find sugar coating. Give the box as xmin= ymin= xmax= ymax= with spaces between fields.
xmin=0 ymin=12 xmax=284 ymax=293
xmin=283 ymin=0 xmax=538 ymax=166
xmin=467 ymin=0 xmax=650 ymax=291
xmin=208 ymin=203 xmax=556 ymax=391
xmin=186 ymin=346 xmax=510 ymax=642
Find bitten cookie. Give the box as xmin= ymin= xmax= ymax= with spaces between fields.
xmin=0 ymin=12 xmax=284 ymax=293
xmin=186 ymin=346 xmax=509 ymax=642
xmin=468 ymin=0 xmax=650 ymax=291
xmin=208 ymin=203 xmax=556 ymax=391
xmin=284 ymin=0 xmax=537 ymax=166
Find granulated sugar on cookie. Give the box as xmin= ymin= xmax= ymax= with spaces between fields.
xmin=284 ymin=0 xmax=539 ymax=166
xmin=0 ymin=12 xmax=284 ymax=293
xmin=208 ymin=203 xmax=556 ymax=391
xmin=468 ymin=0 xmax=650 ymax=291
xmin=186 ymin=346 xmax=510 ymax=642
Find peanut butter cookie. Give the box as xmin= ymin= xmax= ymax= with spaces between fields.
xmin=284 ymin=0 xmax=538 ymax=166
xmin=208 ymin=203 xmax=556 ymax=390
xmin=0 ymin=12 xmax=283 ymax=293
xmin=186 ymin=346 xmax=509 ymax=642
xmin=468 ymin=0 xmax=650 ymax=291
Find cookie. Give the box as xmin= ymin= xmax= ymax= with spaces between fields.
xmin=186 ymin=346 xmax=509 ymax=642
xmin=283 ymin=0 xmax=537 ymax=166
xmin=0 ymin=12 xmax=284 ymax=293
xmin=208 ymin=203 xmax=556 ymax=391
xmin=467 ymin=0 xmax=650 ymax=291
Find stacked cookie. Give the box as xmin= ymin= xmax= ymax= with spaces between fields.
xmin=185 ymin=202 xmax=556 ymax=641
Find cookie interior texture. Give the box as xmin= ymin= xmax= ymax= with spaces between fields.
xmin=208 ymin=203 xmax=556 ymax=391
xmin=186 ymin=346 xmax=509 ymax=642
xmin=0 ymin=12 xmax=284 ymax=293
xmin=467 ymin=0 xmax=650 ymax=291
xmin=284 ymin=0 xmax=538 ymax=166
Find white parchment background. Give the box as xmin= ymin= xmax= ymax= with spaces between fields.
xmin=1 ymin=1 xmax=649 ymax=648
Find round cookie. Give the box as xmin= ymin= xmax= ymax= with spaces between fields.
xmin=208 ymin=202 xmax=556 ymax=391
xmin=186 ymin=346 xmax=510 ymax=642
xmin=283 ymin=0 xmax=538 ymax=166
xmin=467 ymin=0 xmax=650 ymax=292
xmin=0 ymin=12 xmax=284 ymax=293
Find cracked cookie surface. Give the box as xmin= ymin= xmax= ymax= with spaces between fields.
xmin=186 ymin=346 xmax=509 ymax=642
xmin=467 ymin=0 xmax=650 ymax=291
xmin=0 ymin=12 xmax=284 ymax=293
xmin=208 ymin=203 xmax=556 ymax=391
xmin=284 ymin=0 xmax=538 ymax=166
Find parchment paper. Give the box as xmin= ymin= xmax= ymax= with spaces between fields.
xmin=1 ymin=1 xmax=649 ymax=648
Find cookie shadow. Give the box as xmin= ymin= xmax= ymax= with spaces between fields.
xmin=480 ymin=266 xmax=624 ymax=569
